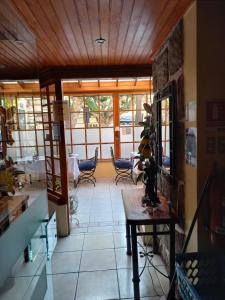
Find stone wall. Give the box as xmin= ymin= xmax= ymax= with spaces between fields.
xmin=152 ymin=20 xmax=185 ymax=264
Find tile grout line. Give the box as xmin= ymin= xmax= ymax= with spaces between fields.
xmin=73 ymin=228 xmax=86 ymax=300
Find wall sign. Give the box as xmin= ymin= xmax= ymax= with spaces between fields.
xmin=206 ymin=100 xmax=225 ymax=127
xmin=185 ymin=127 xmax=197 ymax=167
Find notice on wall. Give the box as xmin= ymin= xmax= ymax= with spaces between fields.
xmin=206 ymin=100 xmax=225 ymax=127
xmin=185 ymin=127 xmax=197 ymax=167
xmin=185 ymin=101 xmax=196 ymax=122
xmin=205 ymin=100 xmax=225 ymax=155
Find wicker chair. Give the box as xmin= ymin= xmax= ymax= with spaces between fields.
xmin=77 ymin=147 xmax=98 ymax=186
xmin=110 ymin=146 xmax=135 ymax=185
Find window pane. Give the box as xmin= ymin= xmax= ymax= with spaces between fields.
xmin=7 ymin=147 xmax=20 ymax=160
xmin=85 ymin=96 xmax=98 ymax=111
xmin=37 ymin=131 xmax=44 ymax=145
xmin=71 ymin=112 xmax=85 ymax=128
xmin=33 ymin=98 xmax=42 ymax=113
xmin=70 ymin=96 xmax=84 ymax=112
xmin=133 ymin=94 xmax=147 ymax=110
xmin=134 ymin=143 xmax=140 ymax=152
xmin=101 ymin=128 xmax=114 ymax=143
xmin=100 ymin=96 xmax=113 ymax=111
xmin=134 ymin=111 xmax=146 ymax=125
xmin=72 ymin=129 xmax=85 ymax=144
xmin=38 ymin=147 xmax=45 ymax=156
xmin=120 ymin=111 xmax=132 ymax=126
xmin=101 ymin=144 xmax=113 ymax=159
xmin=134 ymin=127 xmax=143 ymax=142
xmin=35 ymin=114 xmax=43 ymax=129
xmin=65 ymin=129 xmax=71 ymax=144
xmin=86 ymin=128 xmax=99 ymax=143
xmin=86 ymin=111 xmax=99 ymax=128
xmin=21 ymin=147 xmax=36 ymax=157
xmin=120 ymin=127 xmax=133 ymax=142
xmin=72 ymin=145 xmax=86 ymax=160
xmin=17 ymin=98 xmax=33 ymax=113
xmin=87 ymin=144 xmax=99 ymax=159
xmin=119 ymin=95 xmax=132 ymax=110
xmin=121 ymin=143 xmax=133 ymax=158
xmin=20 ymin=131 xmax=36 ymax=146
xmin=12 ymin=131 xmax=20 ymax=146
xmin=100 ymin=112 xmax=113 ymax=127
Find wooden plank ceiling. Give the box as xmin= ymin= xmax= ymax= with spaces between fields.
xmin=0 ymin=0 xmax=193 ymax=79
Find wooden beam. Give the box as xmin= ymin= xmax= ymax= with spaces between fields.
xmin=78 ymin=80 xmax=82 ymax=88
xmin=17 ymin=81 xmax=25 ymax=89
xmin=98 ymin=80 xmax=100 ymax=88
xmin=39 ymin=64 xmax=152 ymax=87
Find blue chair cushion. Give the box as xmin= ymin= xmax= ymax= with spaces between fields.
xmin=79 ymin=160 xmax=96 ymax=171
xmin=115 ymin=159 xmax=132 ymax=169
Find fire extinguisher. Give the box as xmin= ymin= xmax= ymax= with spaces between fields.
xmin=206 ymin=167 xmax=225 ymax=249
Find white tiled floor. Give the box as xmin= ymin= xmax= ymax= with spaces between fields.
xmin=45 ymin=178 xmax=169 ymax=300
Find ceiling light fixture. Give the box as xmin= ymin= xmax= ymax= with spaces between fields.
xmin=95 ymin=37 xmax=106 ymax=44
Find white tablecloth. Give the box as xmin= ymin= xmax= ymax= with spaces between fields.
xmin=68 ymin=154 xmax=80 ymax=180
xmin=16 ymin=156 xmax=46 ymax=181
xmin=16 ymin=154 xmax=80 ymax=181
xmin=130 ymin=152 xmax=141 ymax=175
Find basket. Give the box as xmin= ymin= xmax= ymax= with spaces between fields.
xmin=176 ymin=252 xmax=225 ymax=300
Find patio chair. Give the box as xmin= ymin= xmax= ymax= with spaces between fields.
xmin=77 ymin=147 xmax=98 ymax=186
xmin=110 ymin=147 xmax=135 ymax=185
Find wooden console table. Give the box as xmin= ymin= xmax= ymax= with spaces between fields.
xmin=122 ymin=188 xmax=176 ymax=300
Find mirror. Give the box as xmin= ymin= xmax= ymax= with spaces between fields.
xmin=161 ymin=97 xmax=170 ymax=172
xmin=155 ymin=82 xmax=174 ymax=176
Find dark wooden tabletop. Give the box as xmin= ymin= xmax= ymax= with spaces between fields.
xmin=122 ymin=188 xmax=176 ymax=225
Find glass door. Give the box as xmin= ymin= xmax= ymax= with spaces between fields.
xmin=118 ymin=94 xmax=152 ymax=158
xmin=40 ymin=82 xmax=69 ymax=206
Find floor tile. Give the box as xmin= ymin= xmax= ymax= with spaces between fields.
xmin=118 ymin=267 xmax=164 ymax=299
xmin=70 ymin=226 xmax=88 ymax=234
xmin=75 ymin=270 xmax=119 ymax=300
xmin=83 ymin=233 xmax=114 ymax=250
xmin=80 ymin=249 xmax=116 ymax=271
xmin=50 ymin=251 xmax=82 ymax=274
xmin=51 ymin=273 xmax=78 ymax=300
xmin=115 ymin=248 xmax=146 ymax=269
xmin=113 ymin=232 xmax=127 ymax=248
xmin=88 ymin=225 xmax=113 ymax=232
xmin=55 ymin=235 xmax=84 ymax=252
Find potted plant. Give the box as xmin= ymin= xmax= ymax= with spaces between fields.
xmin=136 ymin=103 xmax=159 ymax=207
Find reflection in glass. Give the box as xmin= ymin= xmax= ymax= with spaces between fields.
xmin=161 ymin=97 xmax=170 ymax=171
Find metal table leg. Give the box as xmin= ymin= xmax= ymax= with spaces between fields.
xmin=153 ymin=224 xmax=158 ymax=254
xmin=126 ymin=222 xmax=131 ymax=255
xmin=168 ymin=222 xmax=175 ymax=300
xmin=131 ymin=224 xmax=140 ymax=300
